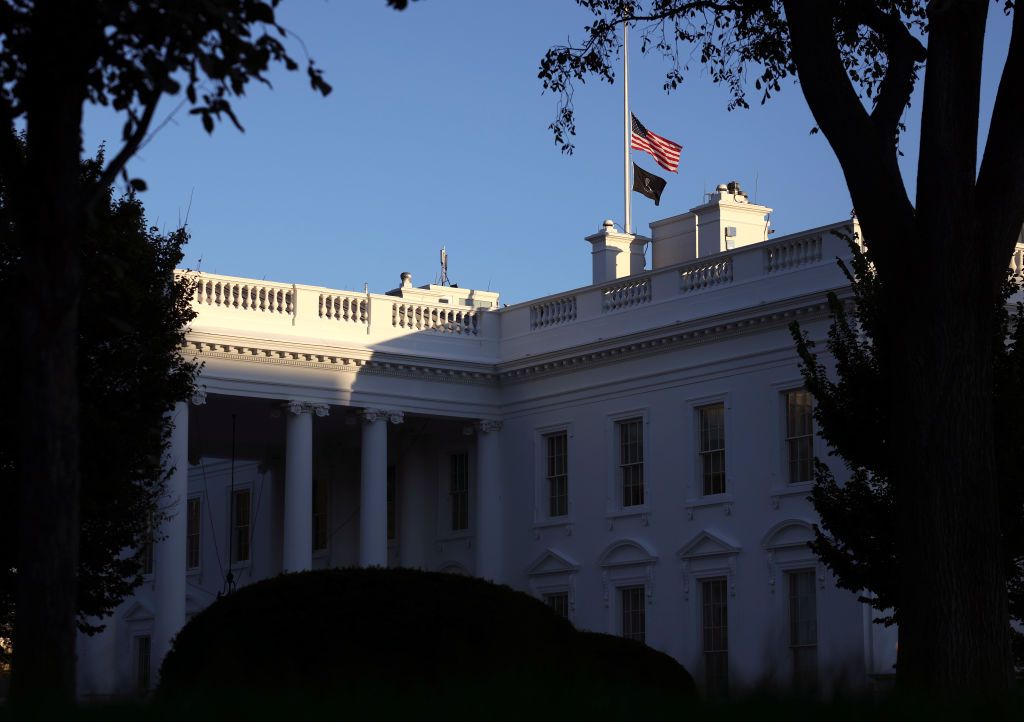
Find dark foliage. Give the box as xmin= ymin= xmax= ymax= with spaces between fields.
xmin=0 ymin=154 xmax=200 ymax=662
xmin=158 ymin=568 xmax=695 ymax=700
xmin=790 ymin=239 xmax=1024 ymax=657
xmin=538 ymin=1 xmax=927 ymax=153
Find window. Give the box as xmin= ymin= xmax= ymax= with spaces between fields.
xmin=617 ymin=418 xmax=644 ymax=507
xmin=312 ymin=478 xmax=328 ymax=552
xmin=701 ymin=577 xmax=729 ymax=695
xmin=786 ymin=390 xmax=814 ymax=484
xmin=141 ymin=525 xmax=154 ymax=576
xmin=387 ymin=465 xmax=397 ymax=541
xmin=789 ymin=570 xmax=818 ymax=688
xmin=231 ymin=488 xmax=251 ymax=563
xmin=545 ymin=431 xmax=568 ymax=517
xmin=135 ymin=635 xmax=151 ymax=693
xmin=698 ymin=404 xmax=726 ymax=495
xmin=544 ymin=592 xmax=570 ymax=620
xmin=620 ymin=586 xmax=646 ymax=643
xmin=186 ymin=497 xmax=201 ymax=570
xmin=450 ymin=452 xmax=469 ymax=531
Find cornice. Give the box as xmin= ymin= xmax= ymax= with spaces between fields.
xmin=182 ymin=336 xmax=498 ymax=386
xmin=496 ymin=298 xmax=837 ymax=384
xmin=182 ymin=292 xmax=843 ymax=388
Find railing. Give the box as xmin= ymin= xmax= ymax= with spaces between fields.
xmin=530 ymin=295 xmax=577 ymax=329
xmin=602 ymin=278 xmax=651 ymax=312
xmin=680 ymin=258 xmax=732 ymax=293
xmin=319 ymin=292 xmax=368 ymax=324
xmin=392 ymin=302 xmax=479 ymax=335
xmin=194 ymin=278 xmax=293 ymax=315
xmin=764 ymin=235 xmax=822 ymax=273
xmin=1012 ymin=245 xmax=1024 ymax=277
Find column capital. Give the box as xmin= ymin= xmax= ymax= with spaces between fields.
xmin=476 ymin=420 xmax=503 ymax=434
xmin=284 ymin=400 xmax=330 ymax=417
xmin=362 ymin=408 xmax=404 ymax=424
xmin=191 ymin=387 xmax=207 ymax=406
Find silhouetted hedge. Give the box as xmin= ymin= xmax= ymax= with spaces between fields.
xmin=157 ymin=568 xmax=694 ymax=701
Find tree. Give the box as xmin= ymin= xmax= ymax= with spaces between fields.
xmin=788 ymin=239 xmax=1024 ymax=667
xmin=540 ymin=0 xmax=1024 ymax=691
xmin=0 ymin=152 xmax=200 ymax=669
xmin=0 ymin=0 xmax=411 ymax=702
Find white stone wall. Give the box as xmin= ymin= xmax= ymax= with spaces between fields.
xmin=77 ymin=215 xmax=914 ymax=698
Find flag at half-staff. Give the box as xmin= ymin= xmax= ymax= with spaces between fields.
xmin=631 ymin=113 xmax=682 ymax=173
xmin=632 ymin=163 xmax=667 ymax=206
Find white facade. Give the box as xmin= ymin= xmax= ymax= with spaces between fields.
xmin=77 ymin=185 xmax=907 ymax=698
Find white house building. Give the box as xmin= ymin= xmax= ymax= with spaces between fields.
xmin=76 ymin=183 xmax=918 ymax=698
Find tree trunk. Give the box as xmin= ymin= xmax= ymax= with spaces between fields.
xmin=888 ymin=0 xmax=1012 ymax=692
xmin=10 ymin=3 xmax=88 ymax=704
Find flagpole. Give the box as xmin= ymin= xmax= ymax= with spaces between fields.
xmin=623 ymin=20 xmax=632 ymax=235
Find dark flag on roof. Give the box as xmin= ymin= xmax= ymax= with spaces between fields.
xmin=631 ymin=113 xmax=682 ymax=173
xmin=632 ymin=163 xmax=667 ymax=206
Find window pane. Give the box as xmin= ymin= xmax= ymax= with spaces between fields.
xmin=546 ymin=432 xmax=569 ymax=517
xmin=620 ymin=586 xmax=645 ymax=643
xmin=699 ymin=404 xmax=726 ymax=495
xmin=702 ymin=577 xmax=729 ymax=696
xmin=786 ymin=390 xmax=814 ymax=484
xmin=136 ymin=635 xmax=151 ymax=693
xmin=618 ymin=419 xmax=644 ymax=507
xmin=450 ymin=452 xmax=469 ymax=531
xmin=789 ymin=570 xmax=818 ymax=689
xmin=545 ymin=592 xmax=570 ymax=620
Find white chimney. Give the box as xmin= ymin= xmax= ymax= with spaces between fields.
xmin=649 ymin=181 xmax=773 ymax=269
xmin=585 ymin=220 xmax=648 ymax=285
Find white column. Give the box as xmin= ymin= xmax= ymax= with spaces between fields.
xmin=152 ymin=394 xmax=198 ymax=682
xmin=474 ymin=420 xmax=503 ymax=582
xmin=360 ymin=409 xmax=403 ymax=567
xmin=282 ymin=401 xmax=329 ymax=572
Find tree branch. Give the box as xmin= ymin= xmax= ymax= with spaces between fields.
xmin=781 ymin=0 xmax=915 ymax=272
xmin=976 ymin=3 xmax=1024 ymax=270
xmin=855 ymin=0 xmax=927 ymax=138
xmin=89 ymin=92 xmax=160 ymax=207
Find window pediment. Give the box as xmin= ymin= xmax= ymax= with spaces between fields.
xmin=526 ymin=548 xmax=579 ymax=576
xmin=761 ymin=519 xmax=815 ymax=551
xmin=598 ymin=539 xmax=657 ymax=568
xmin=677 ymin=530 xmax=741 ymax=560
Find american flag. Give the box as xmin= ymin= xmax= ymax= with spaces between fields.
xmin=631 ymin=113 xmax=682 ymax=173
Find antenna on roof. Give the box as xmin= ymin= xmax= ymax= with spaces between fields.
xmin=439 ymin=246 xmax=450 ymax=287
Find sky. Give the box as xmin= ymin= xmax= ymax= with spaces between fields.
xmin=82 ymin=1 xmax=1015 ymax=306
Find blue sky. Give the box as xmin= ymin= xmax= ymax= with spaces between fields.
xmin=83 ymin=1 xmax=1014 ymax=305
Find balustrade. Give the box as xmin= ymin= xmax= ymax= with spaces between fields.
xmin=530 ymin=295 xmax=577 ymax=329
xmin=194 ymin=278 xmax=293 ymax=315
xmin=319 ymin=293 xmax=368 ymax=324
xmin=764 ymin=236 xmax=823 ymax=273
xmin=392 ymin=302 xmax=479 ymax=335
xmin=601 ymin=278 xmax=651 ymax=312
xmin=680 ymin=258 xmax=733 ymax=293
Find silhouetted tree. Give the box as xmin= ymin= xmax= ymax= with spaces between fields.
xmin=0 ymin=151 xmax=199 ymax=677
xmin=541 ymin=0 xmax=1024 ymax=691
xmin=789 ymin=239 xmax=1024 ymax=667
xmin=0 ymin=0 xmax=410 ymax=702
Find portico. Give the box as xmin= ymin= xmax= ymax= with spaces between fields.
xmin=149 ymin=387 xmax=504 ymax=672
